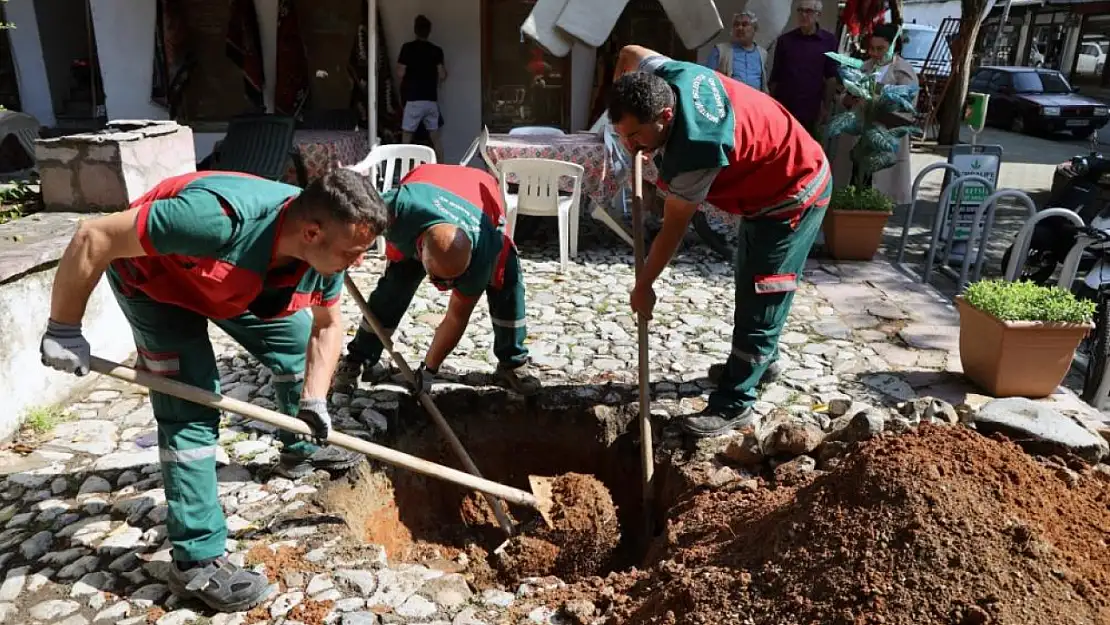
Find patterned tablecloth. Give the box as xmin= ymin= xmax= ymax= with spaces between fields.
xmin=282 ymin=130 xmax=371 ymax=184
xmin=485 ymin=133 xmax=617 ymax=203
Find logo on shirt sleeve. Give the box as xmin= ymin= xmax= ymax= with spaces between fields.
xmin=691 ymin=72 xmax=727 ymax=125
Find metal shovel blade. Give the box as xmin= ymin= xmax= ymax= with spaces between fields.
xmin=528 ymin=475 xmax=556 ymax=528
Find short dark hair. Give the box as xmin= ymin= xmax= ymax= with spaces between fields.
xmin=414 ymin=15 xmax=432 ymax=38
xmin=872 ymin=24 xmax=902 ymax=50
xmin=288 ymin=168 xmax=389 ymax=237
xmin=607 ymin=72 xmax=675 ymax=124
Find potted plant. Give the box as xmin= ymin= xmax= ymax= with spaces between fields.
xmin=957 ymin=280 xmax=1095 ymax=398
xmin=824 ymin=184 xmax=895 ymax=260
xmin=822 ymin=51 xmax=920 ymax=260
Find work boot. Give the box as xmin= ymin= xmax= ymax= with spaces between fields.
xmin=680 ymin=407 xmax=758 ymax=439
xmin=333 ymin=357 xmax=389 ymax=389
xmin=168 ymin=555 xmax=274 ymax=613
xmin=707 ymin=360 xmax=782 ymax=385
xmin=494 ymin=362 xmax=541 ymax=395
xmin=275 ymin=445 xmax=363 ymax=479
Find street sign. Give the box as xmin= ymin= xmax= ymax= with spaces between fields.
xmin=940 ymin=144 xmax=1003 ymax=250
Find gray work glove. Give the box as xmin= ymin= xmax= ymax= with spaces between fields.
xmin=40 ymin=319 xmax=91 ymax=376
xmin=296 ymin=398 xmax=332 ymax=445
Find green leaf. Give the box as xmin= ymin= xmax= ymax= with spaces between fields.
xmin=826 ymin=111 xmax=862 ymax=139
xmin=825 ymin=51 xmax=865 ymax=70
xmin=887 ymin=126 xmax=921 ymax=139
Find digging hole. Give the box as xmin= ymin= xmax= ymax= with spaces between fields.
xmin=320 ymin=392 xmax=672 ymax=584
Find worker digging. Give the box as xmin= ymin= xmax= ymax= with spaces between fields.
xmin=608 ymin=43 xmax=831 ymax=438
xmin=37 ymin=164 xmax=622 ymax=613
xmin=334 ymin=162 xmax=541 ymax=396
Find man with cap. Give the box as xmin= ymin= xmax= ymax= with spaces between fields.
xmin=608 ymin=44 xmax=830 ymax=438
xmin=38 ymin=168 xmax=388 ymax=611
xmin=768 ymin=0 xmax=839 ymax=136
xmin=337 ymin=163 xmax=539 ymax=395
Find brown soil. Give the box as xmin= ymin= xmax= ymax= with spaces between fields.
xmin=495 ymin=535 xmax=563 ymax=579
xmin=559 ymin=426 xmax=1110 ymax=625
xmin=145 ymin=607 xmax=166 ymax=624
xmin=244 ymin=544 xmax=320 ymax=588
xmin=288 ymin=599 xmax=335 ymax=625
xmin=534 ymin=472 xmax=621 ymax=579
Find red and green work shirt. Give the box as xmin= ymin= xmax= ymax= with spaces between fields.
xmin=641 ymin=54 xmax=830 ymax=222
xmin=381 ymin=164 xmax=513 ymax=299
xmin=110 ymin=171 xmax=344 ymax=320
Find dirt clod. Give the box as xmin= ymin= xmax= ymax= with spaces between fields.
xmin=568 ymin=426 xmax=1110 ymax=624
xmin=533 ymin=472 xmax=620 ymax=580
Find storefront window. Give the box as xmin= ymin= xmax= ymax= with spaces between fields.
xmin=482 ymin=0 xmax=570 ymax=132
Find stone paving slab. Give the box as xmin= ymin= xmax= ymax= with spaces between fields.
xmin=0 ymin=220 xmax=1106 ymax=625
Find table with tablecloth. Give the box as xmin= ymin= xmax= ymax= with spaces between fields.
xmin=282 ymin=130 xmax=371 ymax=185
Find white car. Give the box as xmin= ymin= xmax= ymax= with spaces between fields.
xmin=1077 ymin=41 xmax=1107 ymax=75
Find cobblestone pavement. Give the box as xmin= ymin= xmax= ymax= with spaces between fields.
xmin=0 ymin=216 xmax=1106 ymax=625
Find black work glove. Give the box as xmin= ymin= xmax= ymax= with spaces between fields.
xmin=411 ymin=362 xmax=438 ymax=395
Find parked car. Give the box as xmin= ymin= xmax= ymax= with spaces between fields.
xmin=1076 ymin=41 xmax=1107 ymax=76
xmin=968 ymin=66 xmax=1110 ymax=138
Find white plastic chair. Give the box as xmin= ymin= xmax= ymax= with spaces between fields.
xmin=348 ymin=143 xmax=436 ymax=254
xmin=459 ymin=125 xmax=499 ymax=174
xmin=498 ymin=158 xmax=584 ymax=274
xmin=508 ymin=126 xmax=565 ymax=136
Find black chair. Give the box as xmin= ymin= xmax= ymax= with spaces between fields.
xmin=200 ymin=113 xmax=308 ymax=186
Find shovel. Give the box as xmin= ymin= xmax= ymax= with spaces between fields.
xmin=87 ymin=356 xmax=556 ymax=527
xmin=631 ymin=152 xmax=656 ymax=542
xmin=341 ymin=275 xmax=517 ymax=536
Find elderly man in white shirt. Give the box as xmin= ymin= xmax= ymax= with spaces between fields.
xmin=705 ymin=11 xmax=769 ymax=93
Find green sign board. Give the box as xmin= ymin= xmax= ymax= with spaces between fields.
xmin=941 ymin=144 xmax=1004 ymax=246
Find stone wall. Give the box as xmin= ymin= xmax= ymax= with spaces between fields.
xmin=36 ymin=120 xmax=196 ymax=212
xmin=0 ymin=212 xmax=136 ymax=442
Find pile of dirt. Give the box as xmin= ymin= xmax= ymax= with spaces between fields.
xmin=589 ymin=426 xmax=1110 ymax=625
xmin=494 ymin=473 xmax=621 ymax=582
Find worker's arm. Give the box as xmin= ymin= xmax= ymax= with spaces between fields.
xmin=437 ymin=47 xmax=447 ymax=83
xmin=614 ymin=45 xmax=664 ymax=79
xmin=424 ymin=292 xmax=479 ymax=370
xmin=44 ymin=189 xmax=234 ymax=376
xmin=396 ymin=63 xmax=406 ymax=83
xmin=50 ymin=210 xmax=145 ymax=325
xmin=302 ymin=298 xmax=347 ymax=401
xmin=631 ymin=168 xmax=720 ymax=319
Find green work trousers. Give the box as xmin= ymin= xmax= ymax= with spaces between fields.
xmin=347 ymin=248 xmax=528 ymax=368
xmin=709 ymin=187 xmax=830 ymax=414
xmin=107 ymin=270 xmax=316 ymax=563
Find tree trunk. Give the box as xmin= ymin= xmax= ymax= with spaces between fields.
xmin=889 ymin=0 xmax=904 ymax=27
xmin=938 ymin=0 xmax=987 ymax=145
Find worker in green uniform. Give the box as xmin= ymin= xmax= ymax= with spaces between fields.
xmin=609 ymin=45 xmax=831 ymax=437
xmin=39 ymin=169 xmax=387 ymax=612
xmin=337 ymin=163 xmax=539 ymax=394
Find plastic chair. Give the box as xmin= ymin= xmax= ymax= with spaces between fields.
xmin=498 ymin=158 xmax=584 ymax=273
xmin=508 ymin=126 xmax=565 ymax=136
xmin=0 ymin=111 xmax=40 ymax=173
xmin=349 ymin=143 xmax=436 ymax=254
xmin=459 ymin=125 xmax=499 ymax=173
xmin=204 ymin=113 xmax=307 ymax=185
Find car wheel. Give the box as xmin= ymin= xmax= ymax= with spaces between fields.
xmin=1010 ymin=115 xmax=1026 ymax=134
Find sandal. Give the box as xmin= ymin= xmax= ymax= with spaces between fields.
xmin=167 ymin=555 xmax=274 ymax=613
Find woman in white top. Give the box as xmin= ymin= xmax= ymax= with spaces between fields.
xmin=831 ymin=23 xmax=920 ymax=205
